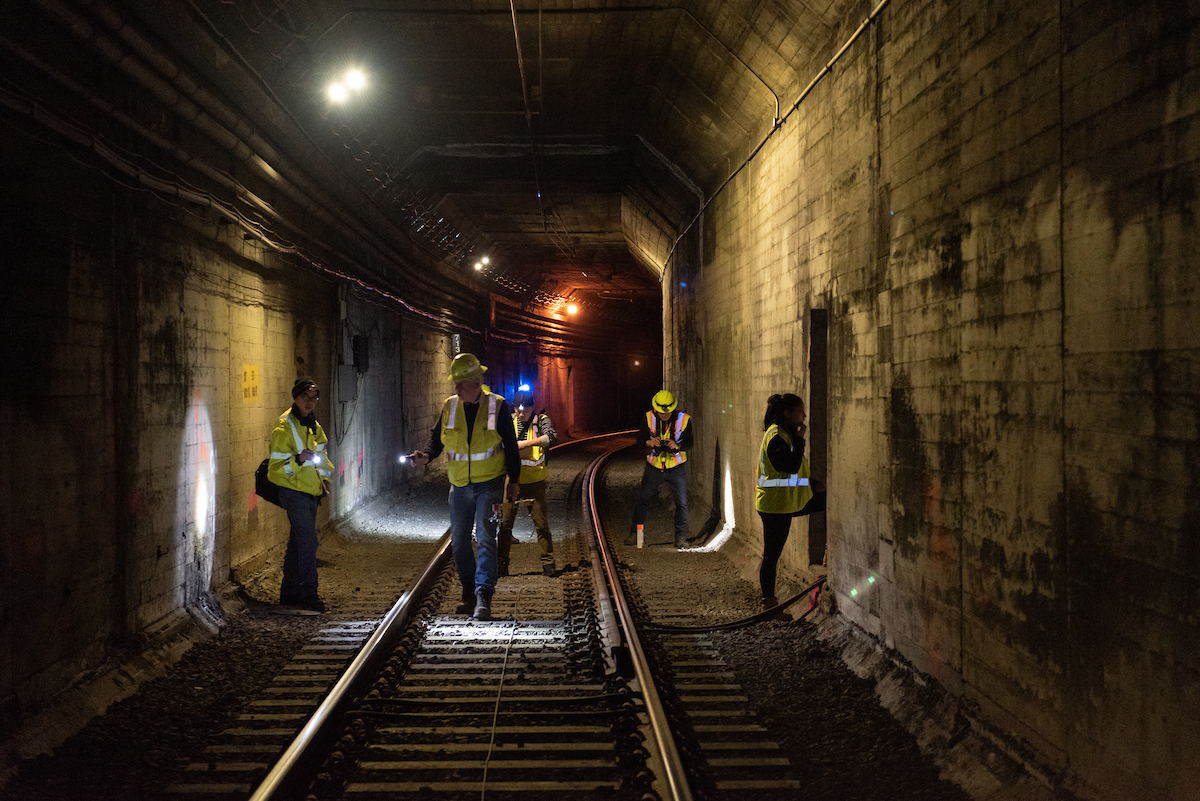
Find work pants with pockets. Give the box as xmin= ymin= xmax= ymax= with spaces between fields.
xmin=497 ymin=479 xmax=554 ymax=566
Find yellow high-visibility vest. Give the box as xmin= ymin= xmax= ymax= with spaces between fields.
xmin=755 ymin=424 xmax=812 ymax=514
xmin=646 ymin=411 xmax=689 ymax=469
xmin=441 ymin=391 xmax=506 ymax=487
xmin=517 ymin=413 xmax=548 ymax=484
xmin=268 ymin=410 xmax=331 ymax=496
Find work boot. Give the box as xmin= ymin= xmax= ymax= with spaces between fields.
xmin=497 ymin=558 xmax=510 ymax=577
xmin=675 ymin=537 xmax=689 ymax=550
xmin=760 ymin=596 xmax=791 ymax=622
xmin=297 ymin=595 xmax=326 ymax=613
xmin=624 ymin=529 xmax=637 ymax=546
xmin=455 ymin=588 xmax=474 ymax=615
xmin=542 ymin=563 xmax=560 ymax=578
xmin=473 ymin=588 xmax=493 ymax=621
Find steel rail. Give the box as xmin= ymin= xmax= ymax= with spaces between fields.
xmin=248 ymin=531 xmax=452 ymax=801
xmin=248 ymin=431 xmax=636 ymax=799
xmin=585 ymin=445 xmax=695 ymax=801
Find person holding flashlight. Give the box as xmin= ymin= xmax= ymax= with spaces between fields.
xmin=407 ymin=354 xmax=521 ymax=621
xmin=268 ymin=377 xmax=333 ymax=613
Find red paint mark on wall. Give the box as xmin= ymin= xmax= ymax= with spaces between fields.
xmin=248 ymin=489 xmax=258 ymax=510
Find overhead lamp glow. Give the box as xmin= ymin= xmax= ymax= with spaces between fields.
xmin=327 ymin=83 xmax=348 ymax=102
xmin=474 ymin=262 xmax=484 ymax=271
xmin=566 ymin=304 xmax=578 ymax=315
xmin=345 ymin=69 xmax=366 ymax=90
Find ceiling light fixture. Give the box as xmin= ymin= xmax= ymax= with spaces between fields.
xmin=327 ymin=68 xmax=367 ymax=104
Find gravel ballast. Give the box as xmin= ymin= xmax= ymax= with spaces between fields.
xmin=1 ymin=454 xmax=1072 ymax=800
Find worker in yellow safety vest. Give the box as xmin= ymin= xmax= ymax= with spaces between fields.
xmin=268 ymin=377 xmax=334 ymax=613
xmin=408 ymin=353 xmax=521 ymax=621
xmin=496 ymin=388 xmax=560 ymax=578
xmin=755 ymin=392 xmax=827 ymax=619
xmin=628 ymin=390 xmax=693 ymax=549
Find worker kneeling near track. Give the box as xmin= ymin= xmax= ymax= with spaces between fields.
xmin=497 ymin=389 xmax=560 ymax=578
xmin=408 ymin=353 xmax=522 ymax=621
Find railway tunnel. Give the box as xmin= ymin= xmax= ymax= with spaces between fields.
xmin=1 ymin=1 xmax=1198 ymax=799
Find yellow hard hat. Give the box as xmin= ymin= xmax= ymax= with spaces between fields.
xmin=448 ymin=353 xmax=487 ymax=382
xmin=652 ymin=389 xmax=677 ymax=413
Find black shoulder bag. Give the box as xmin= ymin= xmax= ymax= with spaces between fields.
xmin=255 ymin=458 xmax=283 ymax=507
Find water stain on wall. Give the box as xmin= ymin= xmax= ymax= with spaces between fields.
xmin=890 ymin=370 xmax=926 ymax=561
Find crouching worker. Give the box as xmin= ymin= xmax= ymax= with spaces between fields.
xmin=497 ymin=389 xmax=560 ymax=577
xmin=269 ymin=377 xmax=333 ymax=613
xmin=408 ymin=353 xmax=521 ymax=621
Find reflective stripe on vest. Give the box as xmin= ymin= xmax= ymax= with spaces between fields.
xmin=757 ymin=475 xmax=810 ymax=488
xmin=755 ymin=424 xmax=813 ymax=514
xmin=442 ymin=392 xmax=506 ymax=486
xmin=267 ymin=409 xmax=329 ymax=494
xmin=646 ymin=411 xmax=689 ymax=469
xmin=518 ymin=414 xmax=548 ymax=483
xmin=285 ymin=416 xmax=333 ymax=478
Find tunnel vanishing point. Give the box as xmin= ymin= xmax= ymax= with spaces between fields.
xmin=1 ymin=1 xmax=1198 ymax=798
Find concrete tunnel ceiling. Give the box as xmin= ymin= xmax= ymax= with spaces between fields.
xmin=110 ymin=0 xmax=856 ymax=347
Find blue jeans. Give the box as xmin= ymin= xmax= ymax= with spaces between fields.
xmin=449 ymin=476 xmax=505 ymax=597
xmin=633 ymin=462 xmax=689 ymax=539
xmin=278 ymin=487 xmax=320 ymax=601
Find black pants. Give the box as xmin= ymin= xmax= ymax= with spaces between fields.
xmin=757 ymin=493 xmax=826 ymax=598
xmin=758 ymin=512 xmax=794 ymax=599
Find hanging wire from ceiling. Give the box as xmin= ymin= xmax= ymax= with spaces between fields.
xmin=210 ymin=0 xmax=616 ymax=316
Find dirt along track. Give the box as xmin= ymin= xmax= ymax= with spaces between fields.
xmin=2 ymin=433 xmax=998 ymax=801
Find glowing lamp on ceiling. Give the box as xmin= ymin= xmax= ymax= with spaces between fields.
xmin=327 ymin=68 xmax=368 ymax=104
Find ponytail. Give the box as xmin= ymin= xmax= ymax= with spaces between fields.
xmin=762 ymin=392 xmax=802 ymax=430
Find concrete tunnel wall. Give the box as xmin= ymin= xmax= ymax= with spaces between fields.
xmin=664 ymin=1 xmax=1200 ymax=799
xmin=2 ymin=0 xmax=1198 ymax=799
xmin=0 ymin=114 xmax=636 ymax=736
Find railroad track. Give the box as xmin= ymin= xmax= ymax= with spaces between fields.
xmin=167 ymin=435 xmax=822 ymax=801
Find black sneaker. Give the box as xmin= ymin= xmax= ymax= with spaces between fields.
xmin=297 ymin=595 xmax=326 ymax=613
xmin=497 ymin=559 xmax=510 ymax=577
xmin=542 ymin=564 xmax=560 ymax=577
